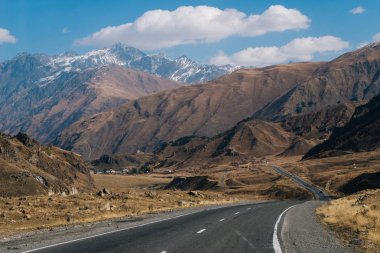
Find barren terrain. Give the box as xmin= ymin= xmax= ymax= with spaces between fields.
xmin=0 ymin=187 xmax=234 ymax=237
xmin=277 ymin=149 xmax=380 ymax=197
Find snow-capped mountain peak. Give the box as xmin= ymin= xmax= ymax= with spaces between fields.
xmin=3 ymin=44 xmax=238 ymax=84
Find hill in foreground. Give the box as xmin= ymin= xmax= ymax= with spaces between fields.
xmin=0 ymin=133 xmax=94 ymax=197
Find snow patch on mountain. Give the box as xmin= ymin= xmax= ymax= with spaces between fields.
xmin=2 ymin=44 xmax=238 ymax=85
xmin=32 ymin=44 xmax=238 ymax=84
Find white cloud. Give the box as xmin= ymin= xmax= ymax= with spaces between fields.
xmin=373 ymin=33 xmax=380 ymax=42
xmin=75 ymin=5 xmax=310 ymax=50
xmin=357 ymin=32 xmax=380 ymax=48
xmin=210 ymin=36 xmax=349 ymax=67
xmin=350 ymin=6 xmax=365 ymax=15
xmin=62 ymin=27 xmax=69 ymax=34
xmin=0 ymin=28 xmax=16 ymax=44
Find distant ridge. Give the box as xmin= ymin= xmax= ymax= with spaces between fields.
xmin=56 ymin=44 xmax=380 ymax=160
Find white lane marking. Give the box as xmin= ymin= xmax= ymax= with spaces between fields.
xmin=20 ymin=205 xmax=226 ymax=253
xmin=235 ymin=212 xmax=240 ymax=215
xmin=219 ymin=218 xmax=225 ymax=222
xmin=273 ymin=205 xmax=297 ymax=253
xmin=247 ymin=208 xmax=251 ymax=210
xmin=20 ymin=201 xmax=275 ymax=253
xmin=161 ymin=251 xmax=167 ymax=253
xmin=197 ymin=229 xmax=206 ymax=234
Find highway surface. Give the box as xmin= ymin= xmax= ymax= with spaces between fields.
xmin=16 ymin=166 xmax=353 ymax=253
xmin=22 ymin=201 xmax=299 ymax=253
xmin=271 ymin=166 xmax=330 ymax=200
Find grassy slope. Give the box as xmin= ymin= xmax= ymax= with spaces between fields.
xmin=317 ymin=190 xmax=380 ymax=253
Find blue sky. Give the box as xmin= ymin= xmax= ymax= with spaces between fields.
xmin=0 ymin=0 xmax=379 ymax=66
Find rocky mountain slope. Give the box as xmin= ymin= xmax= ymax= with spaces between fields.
xmin=304 ymin=93 xmax=380 ymax=159
xmin=254 ymin=43 xmax=380 ymax=120
xmin=138 ymin=102 xmax=358 ymax=170
xmin=56 ymin=62 xmax=322 ymax=159
xmin=0 ymin=133 xmax=94 ymax=197
xmin=56 ymin=44 xmax=380 ymax=160
xmin=0 ymin=53 xmax=180 ymax=143
xmin=152 ymin=119 xmax=315 ymax=169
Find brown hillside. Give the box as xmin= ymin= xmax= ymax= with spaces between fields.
xmin=304 ymin=92 xmax=380 ymax=159
xmin=57 ymin=63 xmax=322 ymax=159
xmin=255 ymin=43 xmax=380 ymax=121
xmin=0 ymin=133 xmax=94 ymax=197
xmin=57 ymin=43 xmax=380 ymax=160
xmin=153 ymin=119 xmax=314 ymax=170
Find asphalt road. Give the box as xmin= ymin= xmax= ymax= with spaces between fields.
xmin=17 ymin=167 xmax=351 ymax=253
xmin=22 ymin=201 xmax=300 ymax=253
xmin=271 ymin=166 xmax=330 ymax=200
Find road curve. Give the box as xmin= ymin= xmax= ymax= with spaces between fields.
xmin=10 ymin=167 xmax=347 ymax=253
xmin=21 ymin=201 xmax=301 ymax=253
xmin=271 ymin=166 xmax=330 ymax=201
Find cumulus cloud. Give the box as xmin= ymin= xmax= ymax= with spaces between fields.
xmin=75 ymin=5 xmax=310 ymax=50
xmin=373 ymin=33 xmax=380 ymax=42
xmin=350 ymin=6 xmax=365 ymax=14
xmin=210 ymin=36 xmax=349 ymax=67
xmin=0 ymin=28 xmax=16 ymax=44
xmin=357 ymin=32 xmax=380 ymax=48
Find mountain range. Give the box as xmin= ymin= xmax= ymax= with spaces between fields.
xmin=24 ymin=43 xmax=237 ymax=84
xmin=56 ymin=43 xmax=380 ymax=160
xmin=0 ymin=44 xmax=236 ymax=143
xmin=56 ymin=62 xmax=322 ymax=159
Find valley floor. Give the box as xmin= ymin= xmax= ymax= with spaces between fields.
xmin=1 ymin=150 xmax=380 ymax=252
xmin=0 ymin=179 xmax=235 ymax=238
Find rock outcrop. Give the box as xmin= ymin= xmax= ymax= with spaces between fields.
xmin=0 ymin=133 xmax=95 ymax=197
xmin=304 ymin=93 xmax=380 ymax=159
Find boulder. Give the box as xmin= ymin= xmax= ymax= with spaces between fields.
xmin=101 ymin=202 xmax=111 ymax=211
xmin=102 ymin=188 xmax=111 ymax=195
xmin=188 ymin=191 xmax=199 ymax=196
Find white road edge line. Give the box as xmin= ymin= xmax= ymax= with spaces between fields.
xmin=219 ymin=218 xmax=225 ymax=222
xmin=197 ymin=229 xmax=206 ymax=234
xmin=21 ymin=203 xmax=253 ymax=253
xmin=273 ymin=204 xmax=297 ymax=253
xmin=235 ymin=212 xmax=240 ymax=215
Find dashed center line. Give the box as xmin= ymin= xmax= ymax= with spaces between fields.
xmin=247 ymin=208 xmax=251 ymax=210
xmin=219 ymin=218 xmax=225 ymax=222
xmin=160 ymin=251 xmax=167 ymax=253
xmin=235 ymin=212 xmax=240 ymax=215
xmin=197 ymin=229 xmax=206 ymax=234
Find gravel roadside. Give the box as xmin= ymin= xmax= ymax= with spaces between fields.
xmin=280 ymin=201 xmax=357 ymax=253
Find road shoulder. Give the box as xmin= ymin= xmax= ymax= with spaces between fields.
xmin=280 ymin=201 xmax=356 ymax=253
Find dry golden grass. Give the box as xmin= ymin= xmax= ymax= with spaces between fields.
xmin=0 ymin=155 xmax=325 ymax=238
xmin=94 ymin=162 xmax=313 ymax=201
xmin=93 ymin=174 xmax=172 ymax=192
xmin=193 ymin=163 xmax=313 ymax=200
xmin=277 ymin=149 xmax=380 ymax=196
xmin=317 ymin=189 xmax=380 ymax=252
xmin=0 ymin=190 xmax=234 ymax=237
